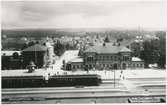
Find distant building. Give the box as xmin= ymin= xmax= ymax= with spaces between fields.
xmin=65 ymin=43 xmax=144 ymax=70
xmin=1 ymin=51 xmax=22 ymax=70
xmin=131 ymin=57 xmax=144 ymax=69
xmin=22 ymin=44 xmax=48 ymax=68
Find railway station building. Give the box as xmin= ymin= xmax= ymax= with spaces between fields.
xmin=65 ymin=43 xmax=144 ymax=70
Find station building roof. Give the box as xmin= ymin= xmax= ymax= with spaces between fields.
xmin=84 ymin=44 xmax=131 ymax=54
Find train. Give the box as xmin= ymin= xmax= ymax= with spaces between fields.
xmin=2 ymin=76 xmax=45 ymax=88
xmin=2 ymin=74 xmax=102 ymax=88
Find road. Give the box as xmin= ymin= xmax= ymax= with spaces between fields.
xmin=2 ymin=77 xmax=166 ymax=104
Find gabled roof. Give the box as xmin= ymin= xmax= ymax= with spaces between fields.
xmin=84 ymin=44 xmax=131 ymax=54
xmin=132 ymin=57 xmax=143 ymax=61
xmin=68 ymin=57 xmax=83 ymax=63
xmin=22 ymin=44 xmax=47 ymax=52
xmin=119 ymin=47 xmax=131 ymax=52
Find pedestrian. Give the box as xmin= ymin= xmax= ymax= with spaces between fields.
xmin=121 ymin=70 xmax=123 ymax=74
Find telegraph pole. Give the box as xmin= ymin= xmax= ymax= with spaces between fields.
xmin=114 ymin=68 xmax=115 ymax=88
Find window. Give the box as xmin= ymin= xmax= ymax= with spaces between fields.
xmin=125 ymin=56 xmax=130 ymax=61
xmin=91 ymin=57 xmax=94 ymax=61
xmin=103 ymin=64 xmax=105 ymax=67
xmin=77 ymin=65 xmax=79 ymax=69
xmin=111 ymin=56 xmax=113 ymax=60
xmin=137 ymin=64 xmax=139 ymax=67
xmin=114 ymin=56 xmax=117 ymax=61
xmin=99 ymin=56 xmax=101 ymax=60
xmin=87 ymin=57 xmax=89 ymax=61
xmin=133 ymin=64 xmax=135 ymax=67
xmin=73 ymin=65 xmax=75 ymax=69
xmin=140 ymin=64 xmax=143 ymax=67
xmin=87 ymin=56 xmax=93 ymax=61
xmin=103 ymin=56 xmax=105 ymax=60
xmin=107 ymin=56 xmax=109 ymax=60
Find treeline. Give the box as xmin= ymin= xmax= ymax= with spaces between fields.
xmin=53 ymin=41 xmax=77 ymax=56
xmin=2 ymin=29 xmax=156 ymax=39
xmin=132 ymin=31 xmax=166 ymax=68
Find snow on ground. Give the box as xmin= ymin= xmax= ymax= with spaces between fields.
xmin=122 ymin=69 xmax=166 ymax=79
xmin=50 ymin=50 xmax=79 ymax=74
xmin=60 ymin=50 xmax=79 ymax=62
xmin=2 ymin=69 xmax=48 ymax=77
xmin=47 ymin=69 xmax=166 ymax=80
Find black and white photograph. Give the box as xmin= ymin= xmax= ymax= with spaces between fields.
xmin=1 ymin=0 xmax=166 ymax=104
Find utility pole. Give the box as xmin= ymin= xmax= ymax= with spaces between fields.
xmin=35 ymin=45 xmax=37 ymax=65
xmin=114 ymin=68 xmax=115 ymax=88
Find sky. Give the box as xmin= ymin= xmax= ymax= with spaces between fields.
xmin=1 ymin=0 xmax=166 ymax=30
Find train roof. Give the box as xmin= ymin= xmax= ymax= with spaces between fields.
xmin=2 ymin=69 xmax=47 ymax=77
xmin=2 ymin=76 xmax=44 ymax=79
xmin=50 ymin=74 xmax=101 ymax=78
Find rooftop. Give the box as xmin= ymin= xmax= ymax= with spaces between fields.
xmin=85 ymin=44 xmax=131 ymax=54
xmin=1 ymin=51 xmax=21 ymax=56
xmin=68 ymin=57 xmax=83 ymax=63
xmin=132 ymin=57 xmax=143 ymax=61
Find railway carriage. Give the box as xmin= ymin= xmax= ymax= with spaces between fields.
xmin=47 ymin=74 xmax=101 ymax=87
xmin=2 ymin=76 xmax=45 ymax=88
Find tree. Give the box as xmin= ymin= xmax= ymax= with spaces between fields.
xmin=140 ymin=36 xmax=165 ymax=68
xmin=131 ymin=42 xmax=142 ymax=57
xmin=156 ymin=31 xmax=166 ymax=68
xmin=117 ymin=38 xmax=123 ymax=42
xmin=140 ymin=40 xmax=156 ymax=68
xmin=28 ymin=41 xmax=35 ymax=47
xmin=54 ymin=41 xmax=66 ymax=56
xmin=21 ymin=43 xmax=28 ymax=50
xmin=78 ymin=48 xmax=84 ymax=56
xmin=104 ymin=36 xmax=110 ymax=43
xmin=13 ymin=52 xmax=19 ymax=59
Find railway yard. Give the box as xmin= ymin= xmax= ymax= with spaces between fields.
xmin=2 ymin=69 xmax=166 ymax=104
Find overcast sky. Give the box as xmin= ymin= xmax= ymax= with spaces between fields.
xmin=1 ymin=0 xmax=166 ymax=30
